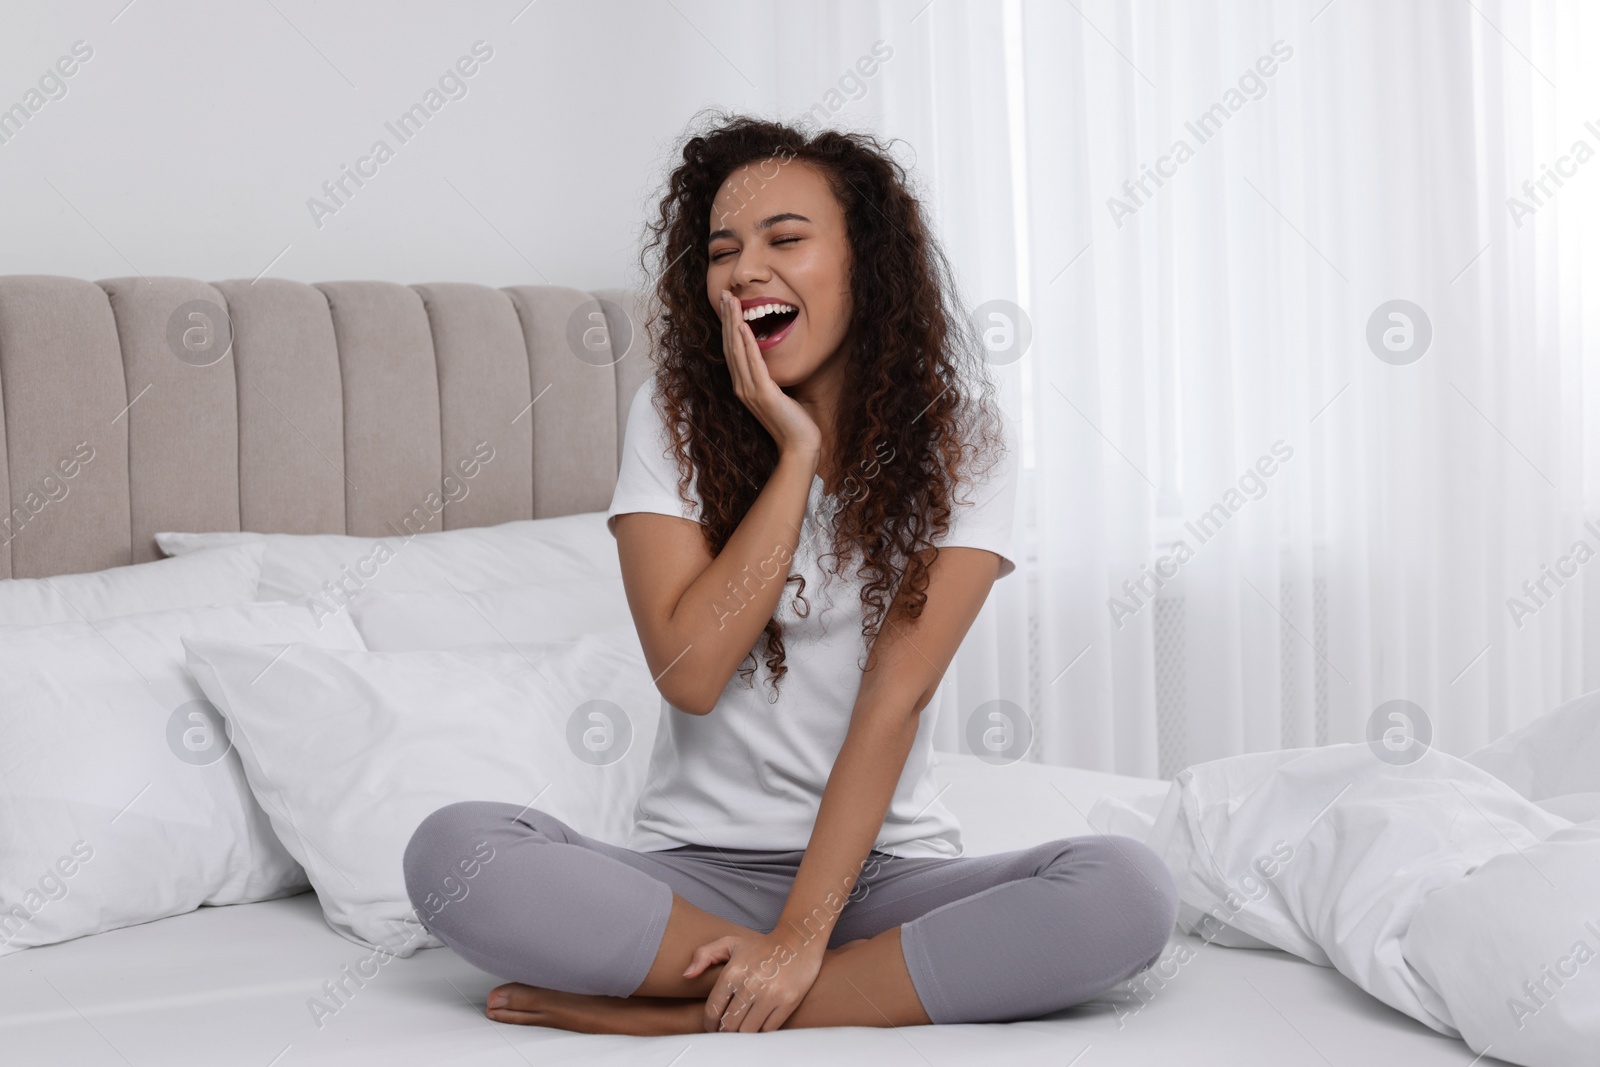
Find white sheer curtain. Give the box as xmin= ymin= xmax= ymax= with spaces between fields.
xmin=769 ymin=0 xmax=1598 ymax=777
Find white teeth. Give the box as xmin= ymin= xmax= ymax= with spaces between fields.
xmin=742 ymin=303 xmax=796 ymax=322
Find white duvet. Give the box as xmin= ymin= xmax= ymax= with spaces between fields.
xmin=1090 ymin=689 xmax=1600 ymax=1067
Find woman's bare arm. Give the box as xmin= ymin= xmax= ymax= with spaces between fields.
xmin=615 ymin=287 xmax=825 ymax=715
xmin=613 ymin=443 xmax=817 ymax=715
xmin=775 ymin=545 xmax=1002 ymax=942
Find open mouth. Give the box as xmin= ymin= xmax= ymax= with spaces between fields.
xmin=747 ymin=305 xmax=799 ymax=341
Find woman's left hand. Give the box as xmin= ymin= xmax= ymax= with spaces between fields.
xmin=683 ymin=930 xmax=825 ymax=1032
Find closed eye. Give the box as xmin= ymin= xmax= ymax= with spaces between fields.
xmin=709 ymin=235 xmax=803 ymax=262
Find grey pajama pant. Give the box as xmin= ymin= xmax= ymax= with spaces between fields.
xmin=402 ymin=801 xmax=1178 ymax=1025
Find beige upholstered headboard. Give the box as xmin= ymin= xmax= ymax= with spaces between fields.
xmin=0 ymin=276 xmax=653 ymax=580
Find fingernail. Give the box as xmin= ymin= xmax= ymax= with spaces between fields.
xmin=488 ymin=993 xmax=506 ymax=1008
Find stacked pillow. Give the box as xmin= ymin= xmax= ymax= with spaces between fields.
xmin=184 ymin=620 xmax=657 ymax=955
xmin=154 ymin=511 xmax=623 ymax=607
xmin=0 ymin=541 xmax=265 ymax=622
xmin=4 ymin=513 xmax=648 ymax=958
xmin=0 ymin=544 xmax=362 ymax=955
xmin=4 ymin=511 xmax=649 ymax=953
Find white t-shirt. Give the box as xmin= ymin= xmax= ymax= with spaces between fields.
xmin=605 ymin=379 xmax=1019 ymax=858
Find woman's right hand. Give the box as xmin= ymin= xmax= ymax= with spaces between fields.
xmin=718 ymin=289 xmax=822 ymax=459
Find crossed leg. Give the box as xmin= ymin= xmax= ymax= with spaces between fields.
xmin=484 ymin=891 xmax=933 ymax=1033
xmin=403 ymin=801 xmax=1177 ymax=1035
xmin=403 ymin=802 xmax=935 ymax=1034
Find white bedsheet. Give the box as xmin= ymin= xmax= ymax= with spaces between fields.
xmin=0 ymin=754 xmax=1507 ymax=1066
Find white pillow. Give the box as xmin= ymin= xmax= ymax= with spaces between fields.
xmin=1139 ymin=744 xmax=1570 ymax=1035
xmin=0 ymin=542 xmax=265 ymax=625
xmin=155 ymin=513 xmax=620 ymax=614
xmin=1466 ymin=686 xmax=1600 ymax=803
xmin=1405 ymin=817 xmax=1600 ymax=1067
xmin=0 ymin=601 xmax=366 ymax=957
xmin=350 ymin=575 xmax=632 ymax=652
xmin=182 ymin=621 xmax=658 ymax=955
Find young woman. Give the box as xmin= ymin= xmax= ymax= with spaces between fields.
xmin=403 ymin=114 xmax=1177 ymax=1035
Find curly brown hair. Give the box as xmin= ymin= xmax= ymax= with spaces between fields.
xmin=636 ymin=110 xmax=1007 ymax=702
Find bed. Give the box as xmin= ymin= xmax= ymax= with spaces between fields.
xmin=0 ymin=275 xmax=1518 ymax=1065
xmin=2 ymin=755 xmax=1492 ymax=1066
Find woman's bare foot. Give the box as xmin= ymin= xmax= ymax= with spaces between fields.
xmin=484 ymin=939 xmax=874 ymax=1034
xmin=485 ymin=983 xmax=701 ymax=1035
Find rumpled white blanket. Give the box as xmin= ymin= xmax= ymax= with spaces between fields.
xmin=1089 ymin=689 xmax=1600 ymax=1067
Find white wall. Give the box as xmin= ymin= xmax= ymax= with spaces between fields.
xmin=0 ymin=0 xmax=839 ymax=291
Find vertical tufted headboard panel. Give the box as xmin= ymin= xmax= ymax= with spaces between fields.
xmin=0 ymin=275 xmax=654 ymax=579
